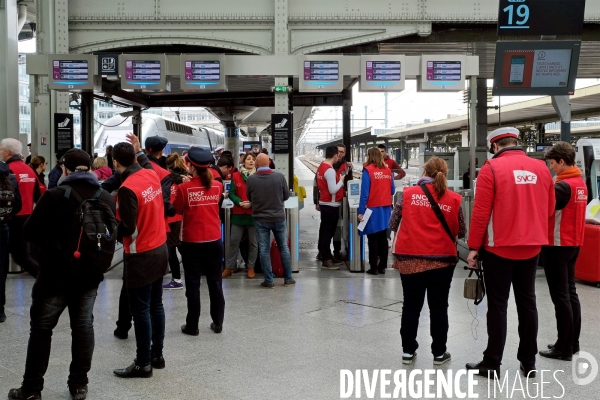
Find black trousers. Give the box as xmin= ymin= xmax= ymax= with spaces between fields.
xmin=481 ymin=249 xmax=539 ymax=368
xmin=8 ymin=215 xmax=39 ymax=277
xmin=180 ymin=240 xmax=225 ymax=328
xmin=168 ymin=246 xmax=182 ymax=280
xmin=367 ymin=229 xmax=388 ymax=271
xmin=115 ymin=269 xmax=132 ymax=332
xmin=541 ymin=246 xmax=581 ymax=355
xmin=318 ymin=205 xmax=340 ymax=261
xmin=400 ymin=265 xmax=455 ymax=356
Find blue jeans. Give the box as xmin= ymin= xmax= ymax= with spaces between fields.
xmin=254 ymin=220 xmax=292 ymax=284
xmin=127 ymin=277 xmax=165 ymax=367
xmin=22 ymin=282 xmax=98 ymax=392
xmin=0 ymin=223 xmax=9 ymax=314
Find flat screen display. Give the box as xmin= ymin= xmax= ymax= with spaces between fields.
xmin=303 ymin=61 xmax=339 ymax=82
xmin=350 ymin=183 xmax=360 ymax=197
xmin=125 ymin=60 xmax=161 ymax=83
xmin=52 ymin=60 xmax=89 ymax=84
xmin=184 ymin=61 xmax=220 ymax=83
xmin=366 ymin=61 xmax=401 ymax=82
xmin=426 ymin=61 xmax=462 ymax=81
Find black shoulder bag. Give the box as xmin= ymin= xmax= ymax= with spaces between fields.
xmin=419 ymin=183 xmax=485 ymax=305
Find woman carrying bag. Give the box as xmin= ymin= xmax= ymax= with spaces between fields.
xmin=389 ymin=157 xmax=466 ymax=366
xmin=222 ymin=153 xmax=258 ymax=278
xmin=357 ymin=147 xmax=395 ymax=275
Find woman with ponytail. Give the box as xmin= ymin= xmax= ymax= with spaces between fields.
xmin=173 ymin=148 xmax=225 ymax=335
xmin=389 ymin=157 xmax=466 ymax=366
xmin=358 ymin=147 xmax=395 ymax=275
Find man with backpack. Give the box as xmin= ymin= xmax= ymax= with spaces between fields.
xmin=8 ymin=148 xmax=117 ymax=400
xmin=0 ymin=161 xmax=22 ymax=323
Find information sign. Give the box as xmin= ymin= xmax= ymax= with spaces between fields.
xmin=359 ymin=55 xmax=406 ymax=92
xmin=120 ymin=54 xmax=170 ymax=91
xmin=497 ymin=0 xmax=586 ymax=36
xmin=271 ymin=114 xmax=292 ymax=154
xmin=179 ymin=54 xmax=226 ymax=91
xmin=299 ymin=56 xmax=343 ymax=92
xmin=48 ymin=54 xmax=97 ymax=91
xmin=98 ymin=54 xmax=119 ymax=76
xmin=492 ymin=41 xmax=581 ymax=96
xmin=54 ymin=113 xmax=74 ymax=153
xmin=418 ymin=55 xmax=466 ymax=92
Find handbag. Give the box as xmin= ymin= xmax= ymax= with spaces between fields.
xmin=420 ymin=183 xmax=486 ymax=304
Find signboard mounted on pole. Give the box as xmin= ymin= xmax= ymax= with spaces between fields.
xmin=271 ymin=114 xmax=292 ymax=154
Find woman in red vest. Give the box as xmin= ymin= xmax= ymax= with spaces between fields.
xmin=222 ymin=153 xmax=258 ymax=279
xmin=358 ymin=148 xmax=395 ymax=275
xmin=174 ymin=148 xmax=225 ymax=335
xmin=389 ymin=157 xmax=466 ymax=366
xmin=540 ymin=142 xmax=586 ymax=361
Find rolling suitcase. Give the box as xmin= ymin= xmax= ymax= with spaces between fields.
xmin=575 ymin=224 xmax=600 ymax=287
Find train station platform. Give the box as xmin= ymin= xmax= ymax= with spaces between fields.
xmin=1 ymin=162 xmax=598 ymax=399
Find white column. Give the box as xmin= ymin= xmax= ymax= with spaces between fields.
xmin=461 ymin=129 xmax=469 ymax=147
xmin=0 ymin=0 xmax=20 ymax=141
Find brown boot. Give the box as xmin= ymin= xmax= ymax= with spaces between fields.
xmin=247 ymin=267 xmax=255 ymax=279
xmin=222 ymin=268 xmax=234 ymax=278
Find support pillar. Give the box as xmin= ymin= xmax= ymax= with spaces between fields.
xmin=469 ymin=77 xmax=478 ymax=186
xmin=461 ymin=129 xmax=469 ymax=147
xmin=0 ymin=0 xmax=19 ymax=141
xmin=342 ymin=89 xmax=352 ymax=162
xmin=476 ymin=78 xmax=488 ymax=147
xmin=80 ymin=92 xmax=94 ymax=156
xmin=551 ymin=95 xmax=571 ymax=142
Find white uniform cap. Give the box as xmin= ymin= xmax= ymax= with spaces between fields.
xmin=487 ymin=127 xmax=519 ymax=143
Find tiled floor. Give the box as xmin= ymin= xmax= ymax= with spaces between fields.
xmin=0 ymin=161 xmax=598 ymax=399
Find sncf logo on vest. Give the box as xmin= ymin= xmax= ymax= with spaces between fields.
xmin=188 ymin=188 xmax=220 ymax=206
xmin=141 ymin=186 xmax=162 ymax=203
xmin=410 ymin=194 xmax=452 ymax=212
xmin=373 ymin=171 xmax=391 ymax=180
xmin=576 ymin=187 xmax=587 ymax=202
xmin=513 ymin=170 xmax=538 ymax=185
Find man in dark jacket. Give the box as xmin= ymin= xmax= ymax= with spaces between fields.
xmin=8 ymin=149 xmax=116 ymax=400
xmin=0 ymin=161 xmax=22 ymax=323
xmin=145 ymin=136 xmax=176 ymax=218
xmin=47 ymin=151 xmax=66 ymax=189
xmin=112 ymin=142 xmax=168 ymax=379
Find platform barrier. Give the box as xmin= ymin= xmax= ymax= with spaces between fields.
xmin=347 ymin=203 xmax=365 ymax=272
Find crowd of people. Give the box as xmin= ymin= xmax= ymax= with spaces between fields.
xmin=0 ymin=124 xmax=590 ymax=398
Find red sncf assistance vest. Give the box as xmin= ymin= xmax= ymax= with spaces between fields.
xmin=317 ymin=163 xmax=344 ymax=203
xmin=177 ymin=178 xmax=223 ymax=243
xmin=120 ymin=168 xmax=166 ymax=254
xmin=364 ymin=164 xmax=393 ymax=208
xmin=166 ymin=182 xmax=182 ymax=223
xmin=395 ymin=184 xmax=462 ymax=259
xmin=9 ymin=160 xmax=38 ymax=216
xmin=549 ymin=177 xmax=587 ymax=246
xmin=232 ymin=172 xmax=252 ymax=215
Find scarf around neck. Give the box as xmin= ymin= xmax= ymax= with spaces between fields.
xmin=239 ymin=166 xmax=256 ymax=178
xmin=555 ymin=166 xmax=582 ymax=183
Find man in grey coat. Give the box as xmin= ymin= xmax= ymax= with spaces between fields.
xmin=246 ymin=154 xmax=295 ymax=288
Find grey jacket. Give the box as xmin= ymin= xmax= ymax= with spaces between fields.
xmin=246 ymin=169 xmax=290 ymax=223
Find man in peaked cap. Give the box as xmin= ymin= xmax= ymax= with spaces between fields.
xmin=465 ymin=127 xmax=555 ymax=379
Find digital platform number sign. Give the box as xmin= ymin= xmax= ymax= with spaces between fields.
xmin=497 ymin=0 xmax=586 ymax=36
xmin=299 ymin=56 xmax=343 ymax=92
xmin=492 ymin=41 xmax=580 ymax=96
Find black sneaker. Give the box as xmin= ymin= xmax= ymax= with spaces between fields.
xmin=261 ymin=282 xmax=275 ymax=289
xmin=433 ymin=352 xmax=451 ymax=365
xmin=113 ymin=328 xmax=128 ymax=340
xmin=69 ymin=385 xmax=88 ymax=400
xmin=402 ymin=352 xmax=417 ymax=365
xmin=0 ymin=312 xmax=6 ymax=323
xmin=181 ymin=324 xmax=199 ymax=336
xmin=520 ymin=363 xmax=537 ymax=378
xmin=151 ymin=356 xmax=165 ymax=369
xmin=210 ymin=322 xmax=223 ymax=333
xmin=366 ymin=269 xmax=378 ymax=275
xmin=7 ymin=388 xmax=41 ymax=400
xmin=377 ymin=268 xmax=386 ymax=275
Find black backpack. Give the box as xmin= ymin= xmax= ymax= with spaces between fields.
xmin=62 ymin=185 xmax=118 ymax=276
xmin=0 ymin=176 xmax=16 ymax=223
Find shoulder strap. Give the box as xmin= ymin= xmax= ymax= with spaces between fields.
xmin=420 ymin=183 xmax=455 ymax=244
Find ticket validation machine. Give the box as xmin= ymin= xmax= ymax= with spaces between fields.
xmin=576 ymin=138 xmax=600 ymax=202
xmin=346 ymin=180 xmax=365 ymax=272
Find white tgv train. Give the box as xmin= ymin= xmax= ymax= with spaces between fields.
xmin=93 ymin=114 xmax=224 ymax=156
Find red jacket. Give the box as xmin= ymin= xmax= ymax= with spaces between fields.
xmin=6 ymin=157 xmax=40 ymax=216
xmin=174 ymin=177 xmax=223 ymax=243
xmin=364 ymin=164 xmax=393 ymax=208
xmin=549 ymin=177 xmax=587 ymax=246
xmin=120 ymin=168 xmax=167 ymax=254
xmin=231 ymin=172 xmax=252 ymax=215
xmin=384 ymin=156 xmax=406 ymax=179
xmin=166 ymin=182 xmax=183 ymax=223
xmin=395 ymin=184 xmax=462 ymax=261
xmin=468 ymin=148 xmax=555 ymax=260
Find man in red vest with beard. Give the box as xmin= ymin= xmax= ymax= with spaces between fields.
xmin=466 ymin=127 xmax=555 ymax=379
